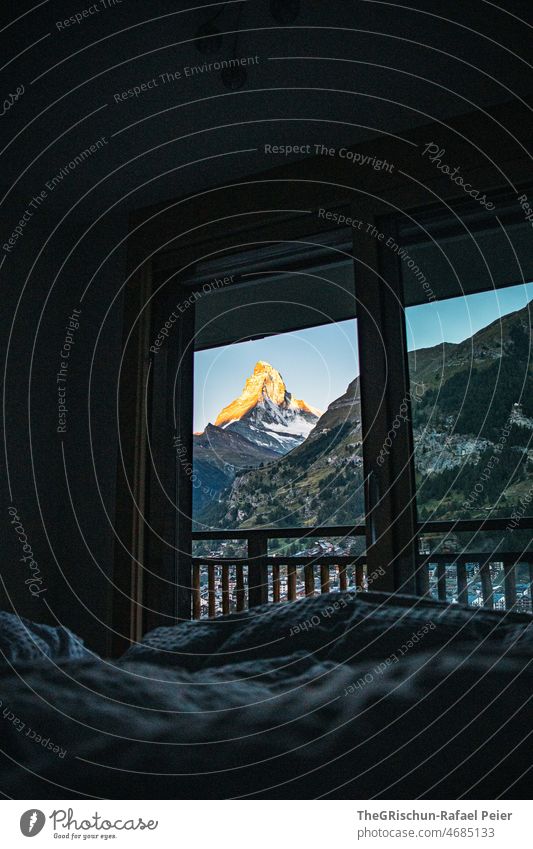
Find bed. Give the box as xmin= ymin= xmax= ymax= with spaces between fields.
xmin=0 ymin=590 xmax=531 ymax=799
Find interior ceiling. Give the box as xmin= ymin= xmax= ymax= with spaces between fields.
xmin=3 ymin=0 xmax=532 ymax=220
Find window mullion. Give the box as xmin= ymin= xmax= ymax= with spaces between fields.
xmin=353 ymin=210 xmax=418 ymax=593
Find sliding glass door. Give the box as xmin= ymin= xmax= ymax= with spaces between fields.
xmin=187 ymin=226 xmax=369 ymax=616
xmin=407 ymin=283 xmax=533 ymax=524
xmin=394 ymin=194 xmax=533 ymax=610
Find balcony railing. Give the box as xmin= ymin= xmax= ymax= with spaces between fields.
xmin=191 ymin=524 xmax=366 ymax=619
xmin=190 ymin=527 xmax=533 ymax=619
xmin=191 ymin=558 xmax=369 ymax=619
xmin=417 ymin=552 xmax=533 ymax=613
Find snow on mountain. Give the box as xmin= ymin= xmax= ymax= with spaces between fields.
xmin=214 ymin=361 xmax=321 ymax=454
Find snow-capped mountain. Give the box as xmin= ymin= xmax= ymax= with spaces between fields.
xmin=192 ymin=362 xmax=321 ymax=520
xmin=214 ymin=361 xmax=321 ymax=454
xmin=197 ymin=370 xmax=364 ymax=530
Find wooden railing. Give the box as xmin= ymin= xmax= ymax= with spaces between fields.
xmin=190 ymin=524 xmax=367 ymax=619
xmin=190 ymin=557 xmax=366 ymax=619
xmin=190 ymin=527 xmax=532 ymax=619
xmin=417 ymin=552 xmax=533 ymax=612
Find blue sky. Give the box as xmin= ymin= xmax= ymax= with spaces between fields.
xmin=194 ymin=282 xmax=533 ymax=431
xmin=405 ymin=282 xmax=533 ymax=351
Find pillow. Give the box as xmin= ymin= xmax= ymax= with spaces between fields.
xmin=0 ymin=611 xmax=91 ymax=668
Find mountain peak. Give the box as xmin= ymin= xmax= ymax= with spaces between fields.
xmin=213 ymin=361 xmax=321 ymax=435
xmin=254 ymin=360 xmax=275 ymax=373
xmin=214 ymin=362 xmax=286 ymax=427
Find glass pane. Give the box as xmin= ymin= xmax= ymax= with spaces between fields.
xmin=193 ymin=230 xmax=355 ymax=349
xmin=397 ymin=199 xmax=533 ymax=308
xmin=406 ymin=282 xmax=533 ymax=522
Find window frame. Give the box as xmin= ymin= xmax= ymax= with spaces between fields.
xmin=387 ymin=191 xmax=533 ymax=537
xmin=161 ymin=209 xmax=369 ymax=626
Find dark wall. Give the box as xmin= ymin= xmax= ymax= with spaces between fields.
xmin=1 ymin=214 xmax=126 ymax=654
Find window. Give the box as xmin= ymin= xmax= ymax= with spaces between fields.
xmin=389 ymin=195 xmax=533 ymax=611
xmin=407 ymin=283 xmax=533 ymax=522
xmin=179 ymin=225 xmax=369 ymax=617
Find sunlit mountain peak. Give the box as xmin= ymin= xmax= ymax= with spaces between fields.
xmin=214 ymin=361 xmax=321 ymax=428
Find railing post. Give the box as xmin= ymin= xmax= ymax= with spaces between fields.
xmin=479 ymin=558 xmax=494 ymax=609
xmin=456 ymin=559 xmax=468 ymax=605
xmin=248 ymin=535 xmax=268 ymax=608
xmin=235 ymin=564 xmax=245 ymax=611
xmin=503 ymin=557 xmax=517 ymax=610
xmin=338 ymin=564 xmax=347 ymax=591
xmin=287 ymin=562 xmax=297 ymax=601
xmin=208 ymin=564 xmax=216 ymax=618
xmin=222 ymin=564 xmax=230 ymax=615
xmin=304 ymin=564 xmax=315 ymax=596
xmin=272 ymin=564 xmax=280 ymax=603
xmin=192 ymin=564 xmax=201 ymax=619
xmin=437 ymin=561 xmax=447 ymax=601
